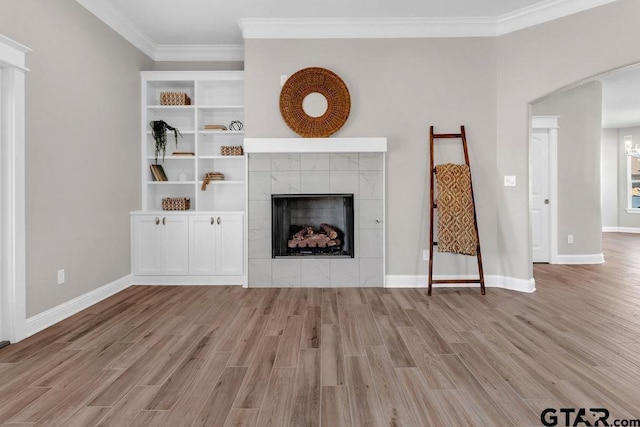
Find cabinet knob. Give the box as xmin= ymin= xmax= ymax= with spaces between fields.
xmin=162 ymin=217 xmax=166 ymax=225
xmin=155 ymin=217 xmax=160 ymax=225
xmin=217 ymin=217 xmax=221 ymax=225
xmin=211 ymin=217 xmax=215 ymax=225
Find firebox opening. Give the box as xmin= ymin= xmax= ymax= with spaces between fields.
xmin=272 ymin=194 xmax=354 ymax=258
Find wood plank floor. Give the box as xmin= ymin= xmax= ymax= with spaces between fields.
xmin=2 ymin=232 xmax=640 ymax=426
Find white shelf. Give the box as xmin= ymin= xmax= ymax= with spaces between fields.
xmin=198 ymin=105 xmax=244 ymax=110
xmin=199 ymin=155 xmax=245 ymax=160
xmin=199 ymin=180 xmax=244 ymax=185
xmin=146 ymin=130 xmax=196 ymax=135
xmin=198 ymin=130 xmax=244 ymax=135
xmin=147 ymin=156 xmax=196 ymax=160
xmin=148 ymin=181 xmax=197 ymax=185
xmin=147 ymin=105 xmax=195 ymax=111
xmin=141 ymin=71 xmax=246 ymax=213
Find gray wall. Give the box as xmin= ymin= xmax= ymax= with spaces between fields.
xmin=532 ymin=82 xmax=603 ymax=256
xmin=601 ymin=128 xmax=619 ymax=227
xmin=154 ymin=61 xmax=243 ymax=71
xmin=245 ymin=38 xmax=498 ymax=278
xmin=495 ymin=0 xmax=640 ymax=279
xmin=3 ymin=0 xmax=640 ymax=317
xmin=0 ymin=0 xmax=153 ymax=316
xmin=246 ymin=0 xmax=640 ymax=281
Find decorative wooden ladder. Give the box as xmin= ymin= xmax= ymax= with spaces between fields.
xmin=428 ymin=125 xmax=485 ymax=295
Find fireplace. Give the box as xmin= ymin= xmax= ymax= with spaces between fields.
xmin=272 ymin=194 xmax=354 ymax=258
xmin=245 ymin=139 xmax=386 ymax=287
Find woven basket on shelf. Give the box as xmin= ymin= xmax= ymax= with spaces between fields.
xmin=279 ymin=67 xmax=350 ymax=138
xmin=220 ymin=145 xmax=244 ymax=156
xmin=162 ymin=197 xmax=190 ymax=211
xmin=160 ymin=92 xmax=191 ymax=106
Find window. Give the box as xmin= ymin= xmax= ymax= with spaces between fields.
xmin=630 ymin=155 xmax=640 ymax=209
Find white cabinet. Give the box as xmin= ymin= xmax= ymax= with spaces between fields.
xmin=132 ymin=214 xmax=189 ymax=276
xmin=132 ymin=71 xmax=246 ymax=284
xmin=132 ymin=212 xmax=245 ymax=281
xmin=189 ymin=214 xmax=243 ymax=276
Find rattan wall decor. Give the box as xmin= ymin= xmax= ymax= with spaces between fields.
xmin=279 ymin=67 xmax=351 ymax=138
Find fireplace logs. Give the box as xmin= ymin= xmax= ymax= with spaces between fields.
xmin=288 ymin=224 xmax=341 ymax=248
xmin=272 ymin=193 xmax=354 ymax=258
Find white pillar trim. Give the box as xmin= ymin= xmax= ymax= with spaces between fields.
xmin=1 ymin=33 xmax=30 ymax=343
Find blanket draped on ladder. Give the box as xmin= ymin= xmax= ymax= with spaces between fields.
xmin=435 ymin=163 xmax=478 ymax=256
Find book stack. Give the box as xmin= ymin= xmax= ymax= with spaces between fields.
xmin=150 ymin=164 xmax=168 ymax=181
xmin=201 ymin=172 xmax=225 ymax=190
xmin=204 ymin=124 xmax=227 ymax=130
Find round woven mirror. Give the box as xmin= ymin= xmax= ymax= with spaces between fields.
xmin=279 ymin=67 xmax=351 ymax=138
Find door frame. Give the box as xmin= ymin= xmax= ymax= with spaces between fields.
xmin=0 ymin=34 xmax=30 ymax=343
xmin=531 ymin=115 xmax=559 ymax=264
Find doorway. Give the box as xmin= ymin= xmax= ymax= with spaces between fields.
xmin=530 ymin=116 xmax=559 ymax=263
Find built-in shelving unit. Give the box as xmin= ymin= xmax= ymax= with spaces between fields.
xmin=132 ymin=71 xmax=246 ymax=285
xmin=141 ymin=71 xmax=246 ymax=212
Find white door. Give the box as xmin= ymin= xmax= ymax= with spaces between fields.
xmin=531 ymin=129 xmax=550 ymax=262
xmin=161 ymin=215 xmax=189 ymax=275
xmin=216 ymin=213 xmax=244 ymax=276
xmin=132 ymin=215 xmax=163 ymax=275
xmin=189 ymin=215 xmax=217 ymax=275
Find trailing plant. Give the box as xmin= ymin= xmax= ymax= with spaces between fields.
xmin=150 ymin=120 xmax=182 ymax=163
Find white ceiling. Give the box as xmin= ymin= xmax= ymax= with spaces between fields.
xmin=75 ymin=0 xmax=636 ymax=128
xmin=77 ymin=0 xmax=620 ymax=59
xmin=85 ymin=0 xmax=546 ymax=45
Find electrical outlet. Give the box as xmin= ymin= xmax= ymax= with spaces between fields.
xmin=423 ymin=249 xmax=429 ymax=261
xmin=57 ymin=269 xmax=65 ymax=285
xmin=504 ymin=175 xmax=516 ymax=187
xmin=280 ymin=75 xmax=288 ymax=86
xmin=568 ymin=235 xmax=574 ymax=244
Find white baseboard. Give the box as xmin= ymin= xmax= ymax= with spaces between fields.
xmin=384 ymin=274 xmax=536 ymax=293
xmin=25 ymin=274 xmax=132 ymax=339
xmin=131 ymin=275 xmax=246 ymax=286
xmin=602 ymin=226 xmax=640 ymax=234
xmin=554 ymin=253 xmax=604 ymax=264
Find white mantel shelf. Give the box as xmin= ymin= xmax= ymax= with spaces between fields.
xmin=244 ymin=137 xmax=387 ymax=153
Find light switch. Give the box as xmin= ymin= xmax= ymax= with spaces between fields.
xmin=504 ymin=175 xmax=516 ymax=187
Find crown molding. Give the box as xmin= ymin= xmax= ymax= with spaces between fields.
xmin=77 ymin=0 xmax=619 ymax=57
xmin=239 ymin=17 xmax=497 ymax=39
xmin=240 ymin=0 xmax=620 ymax=39
xmin=76 ymin=0 xmax=156 ymax=59
xmin=154 ymin=44 xmax=244 ymax=62
xmin=496 ymin=0 xmax=620 ymax=35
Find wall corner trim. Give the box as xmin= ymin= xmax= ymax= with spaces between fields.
xmin=25 ymin=275 xmax=133 ymax=339
xmin=384 ymin=275 xmax=536 ymax=293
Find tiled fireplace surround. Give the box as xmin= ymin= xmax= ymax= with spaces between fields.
xmin=245 ymin=138 xmax=387 ymax=287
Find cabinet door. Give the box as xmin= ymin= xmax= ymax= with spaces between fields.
xmin=161 ymin=215 xmax=189 ymax=275
xmin=132 ymin=215 xmax=162 ymax=275
xmin=215 ymin=213 xmax=244 ymax=276
xmin=189 ymin=215 xmax=217 ymax=275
